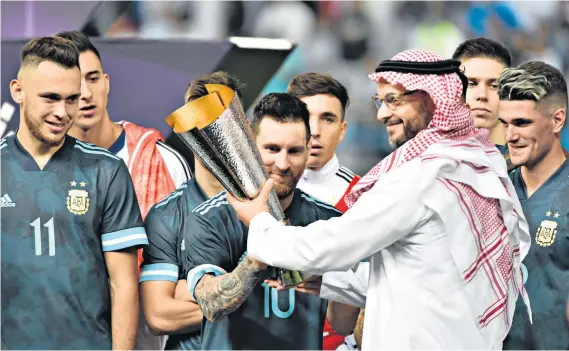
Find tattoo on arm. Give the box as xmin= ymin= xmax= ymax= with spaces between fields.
xmin=193 ymin=257 xmax=264 ymax=322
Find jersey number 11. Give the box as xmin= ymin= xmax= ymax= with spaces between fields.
xmin=30 ymin=217 xmax=55 ymax=256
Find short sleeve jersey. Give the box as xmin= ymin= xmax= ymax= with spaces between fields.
xmin=503 ymin=160 xmax=569 ymax=350
xmin=0 ymin=135 xmax=148 ymax=350
xmin=140 ymin=177 xmax=209 ymax=350
xmin=183 ymin=188 xmax=342 ymax=350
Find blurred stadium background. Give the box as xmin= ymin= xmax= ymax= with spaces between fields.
xmin=2 ymin=1 xmax=568 ymax=175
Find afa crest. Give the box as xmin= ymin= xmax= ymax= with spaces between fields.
xmin=536 ymin=219 xmax=558 ymax=247
xmin=67 ymin=180 xmax=90 ymax=215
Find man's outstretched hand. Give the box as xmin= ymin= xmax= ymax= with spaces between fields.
xmin=263 ymin=275 xmax=323 ymax=296
xmin=226 ymin=178 xmax=274 ymax=227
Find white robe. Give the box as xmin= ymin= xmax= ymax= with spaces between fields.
xmin=246 ymin=143 xmax=531 ymax=350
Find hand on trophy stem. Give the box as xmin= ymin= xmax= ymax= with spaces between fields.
xmin=227 ymin=178 xmax=274 ymax=227
xmin=264 ymin=276 xmax=323 ymax=296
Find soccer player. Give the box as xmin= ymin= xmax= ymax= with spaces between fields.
xmin=55 ymin=30 xmax=190 ymax=212
xmin=55 ymin=31 xmax=191 ymax=349
xmin=1 ymin=36 xmax=147 ymax=349
xmin=452 ymin=37 xmax=512 ymax=146
xmin=228 ymin=50 xmax=530 ymax=349
xmin=287 ymin=73 xmax=360 ymax=349
xmin=183 ymin=93 xmax=342 ymax=349
xmin=288 ymin=73 xmax=360 ymax=212
xmin=498 ymin=61 xmax=569 ymax=350
xmin=139 ymin=72 xmax=243 ymax=350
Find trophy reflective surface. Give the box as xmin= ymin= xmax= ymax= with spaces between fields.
xmin=165 ymin=84 xmax=307 ymax=287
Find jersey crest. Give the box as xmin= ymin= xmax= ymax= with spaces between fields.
xmin=536 ymin=209 xmax=561 ymax=247
xmin=536 ymin=217 xmax=558 ymax=247
xmin=67 ymin=180 xmax=90 ymax=215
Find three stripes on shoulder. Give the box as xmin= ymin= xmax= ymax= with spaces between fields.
xmin=336 ymin=166 xmax=356 ymax=183
xmin=75 ymin=140 xmax=120 ymax=160
xmin=193 ymin=192 xmax=228 ymax=215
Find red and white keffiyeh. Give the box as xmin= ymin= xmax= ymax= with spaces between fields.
xmin=345 ymin=49 xmax=530 ymax=339
xmin=345 ymin=49 xmax=489 ymax=204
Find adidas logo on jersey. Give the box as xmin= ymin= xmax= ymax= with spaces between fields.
xmin=0 ymin=194 xmax=15 ymax=207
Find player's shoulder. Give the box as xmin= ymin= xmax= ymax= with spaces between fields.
xmin=72 ymin=138 xmax=123 ymax=166
xmin=191 ymin=191 xmax=232 ymax=219
xmin=149 ymin=180 xmax=191 ymax=215
xmin=156 ymin=141 xmax=192 ymax=179
xmin=0 ymin=135 xmax=12 ymax=155
xmin=335 ymin=164 xmax=358 ymax=184
xmin=297 ymin=189 xmax=342 ymax=218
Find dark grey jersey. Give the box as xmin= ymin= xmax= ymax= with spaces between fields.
xmin=1 ymin=135 xmax=147 ymax=350
xmin=183 ymin=189 xmax=342 ymax=350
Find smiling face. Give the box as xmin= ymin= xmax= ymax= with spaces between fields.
xmin=255 ymin=118 xmax=308 ymax=198
xmin=498 ymin=100 xmax=562 ymax=168
xmin=374 ymin=82 xmax=435 ymax=148
xmin=11 ymin=61 xmax=81 ymax=147
xmin=461 ymin=57 xmax=507 ymax=130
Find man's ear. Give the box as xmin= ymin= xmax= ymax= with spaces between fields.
xmin=10 ymin=79 xmax=24 ymax=104
xmin=338 ymin=120 xmax=347 ymax=143
xmin=104 ymin=72 xmax=110 ymax=95
xmin=551 ymin=107 xmax=566 ymax=134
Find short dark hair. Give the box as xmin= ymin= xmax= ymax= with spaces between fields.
xmin=251 ymin=93 xmax=310 ymax=143
xmin=20 ymin=36 xmax=80 ymax=70
xmin=185 ymin=71 xmax=245 ymax=103
xmin=287 ymin=73 xmax=350 ymax=120
xmin=497 ymin=61 xmax=568 ymax=110
xmin=55 ymin=30 xmax=101 ymax=61
xmin=452 ymin=37 xmax=512 ymax=67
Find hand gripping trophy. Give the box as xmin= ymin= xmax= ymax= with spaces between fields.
xmin=165 ymin=84 xmax=306 ymax=287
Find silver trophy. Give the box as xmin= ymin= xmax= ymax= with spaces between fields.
xmin=165 ymin=84 xmax=306 ymax=287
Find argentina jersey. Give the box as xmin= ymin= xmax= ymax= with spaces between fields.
xmin=140 ymin=177 xmax=210 ymax=350
xmin=182 ymin=188 xmax=342 ymax=350
xmin=503 ymin=160 xmax=569 ymax=350
xmin=0 ymin=135 xmax=147 ymax=350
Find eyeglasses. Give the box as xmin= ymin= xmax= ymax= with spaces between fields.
xmin=372 ymin=90 xmax=419 ymax=110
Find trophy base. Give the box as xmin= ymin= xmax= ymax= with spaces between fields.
xmin=278 ymin=268 xmax=310 ymax=288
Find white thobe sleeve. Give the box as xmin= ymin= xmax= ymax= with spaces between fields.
xmin=318 ymin=262 xmax=370 ymax=308
xmin=246 ymin=171 xmax=430 ymax=275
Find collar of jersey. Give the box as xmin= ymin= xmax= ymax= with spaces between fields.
xmin=10 ymin=133 xmax=75 ymax=172
xmin=513 ymin=159 xmax=569 ymax=200
xmin=302 ymin=154 xmax=339 ymax=183
xmin=107 ymin=129 xmax=126 ymax=155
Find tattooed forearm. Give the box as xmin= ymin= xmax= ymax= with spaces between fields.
xmin=193 ymin=257 xmax=264 ymax=322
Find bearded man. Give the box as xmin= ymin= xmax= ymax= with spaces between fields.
xmin=228 ymin=49 xmax=532 ymax=350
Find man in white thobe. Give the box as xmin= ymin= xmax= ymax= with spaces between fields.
xmin=227 ymin=49 xmax=532 ymax=350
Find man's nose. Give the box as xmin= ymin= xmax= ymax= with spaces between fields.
xmin=475 ymin=86 xmax=488 ymax=102
xmin=274 ymin=151 xmax=290 ymax=171
xmin=376 ymin=103 xmax=391 ymax=123
xmin=80 ymin=80 xmax=92 ymax=101
xmin=310 ymin=118 xmax=320 ymax=137
xmin=505 ymin=125 xmax=519 ymax=142
xmin=53 ymin=101 xmax=68 ymax=120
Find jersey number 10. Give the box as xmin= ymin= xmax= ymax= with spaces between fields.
xmin=262 ymin=282 xmax=295 ymax=319
xmin=30 ymin=217 xmax=55 ymax=256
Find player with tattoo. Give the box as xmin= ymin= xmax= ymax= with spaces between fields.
xmin=182 ymin=93 xmax=343 ymax=349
